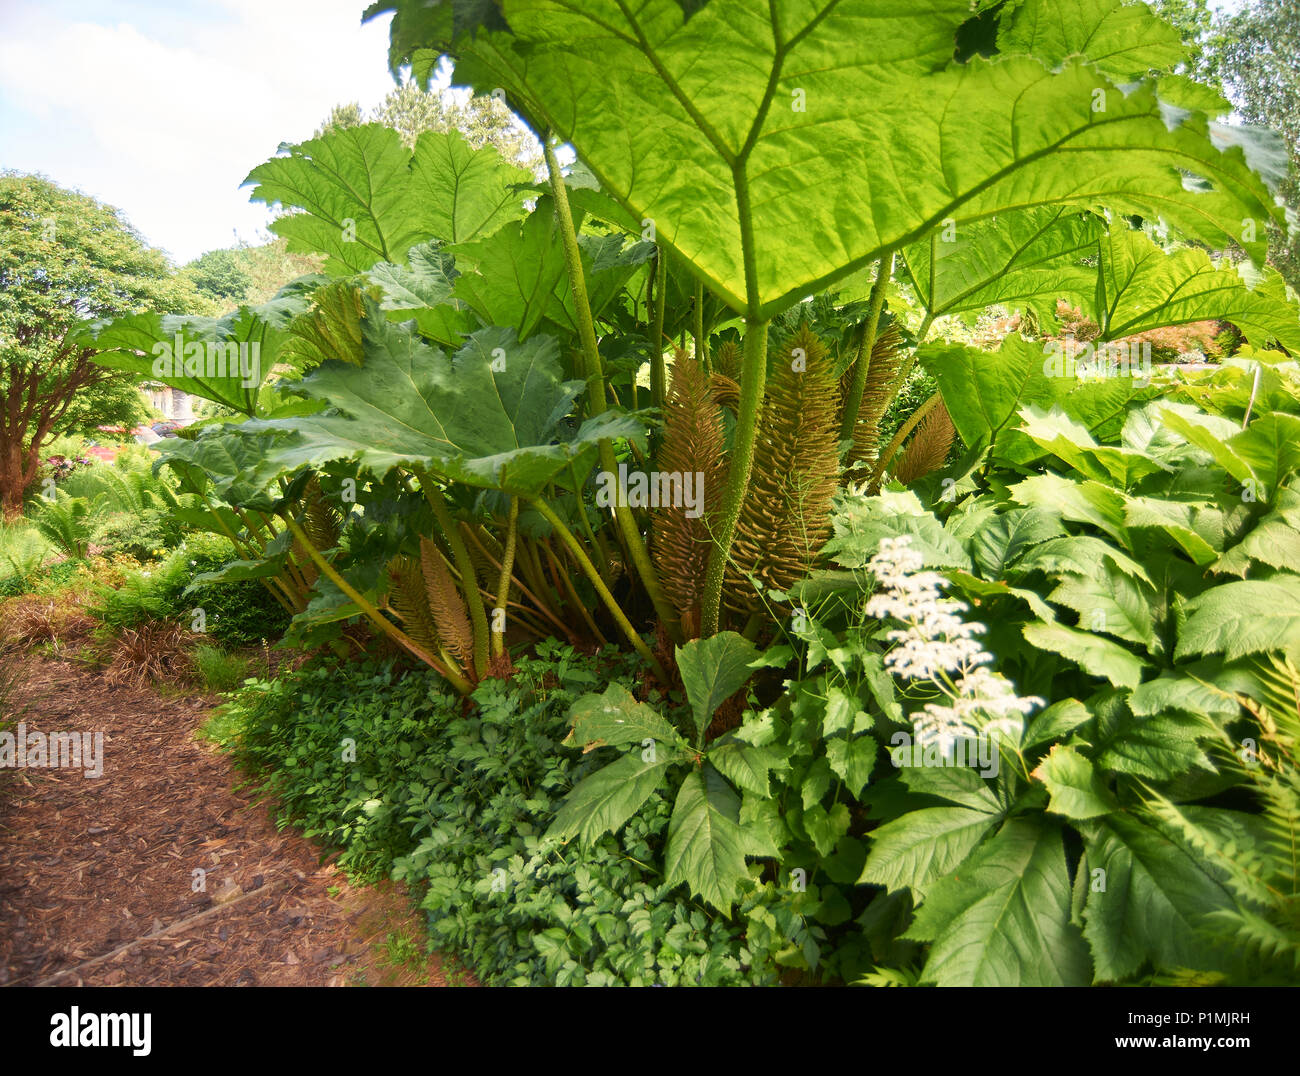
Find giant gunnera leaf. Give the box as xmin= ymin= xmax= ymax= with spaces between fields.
xmin=372 ymin=0 xmax=1288 ymax=316
xmin=249 ymin=313 xmax=644 ymax=495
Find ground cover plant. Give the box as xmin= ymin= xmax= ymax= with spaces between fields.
xmin=9 ymin=0 xmax=1298 ymax=988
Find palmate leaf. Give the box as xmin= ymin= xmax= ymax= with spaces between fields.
xmin=367 ymin=240 xmax=476 ymax=346
xmin=249 ymin=317 xmax=644 ymax=495
xmin=906 ymin=817 xmax=1091 ymax=987
xmin=153 ymin=424 xmax=300 ymax=511
xmin=859 ymin=806 xmax=1001 ymax=902
xmin=83 ymin=300 xmax=302 ymax=417
xmin=414 ymin=0 xmax=1286 ymax=316
xmin=448 ymin=203 xmax=654 ymax=339
xmin=563 ymin=682 xmax=689 ymax=753
xmin=245 ymin=125 xmax=532 ymax=275
xmin=663 ymin=765 xmax=762 ymax=912
xmin=1092 ymin=228 xmax=1300 ymax=351
xmin=1175 ymin=578 xmax=1300 ymax=662
xmin=1081 ymin=809 xmax=1241 ymax=982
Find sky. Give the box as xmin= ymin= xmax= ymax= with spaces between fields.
xmin=0 ymin=0 xmax=404 ymax=266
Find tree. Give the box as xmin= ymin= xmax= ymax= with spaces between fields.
xmin=1200 ymin=1 xmax=1300 ymax=290
xmin=0 ymin=173 xmax=201 ymax=516
xmin=184 ymin=248 xmax=252 ymax=303
xmin=317 ymin=80 xmax=542 ymax=173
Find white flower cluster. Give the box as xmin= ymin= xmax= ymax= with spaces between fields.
xmin=865 ymin=535 xmax=1042 ymax=752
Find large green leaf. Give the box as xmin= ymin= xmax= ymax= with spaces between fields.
xmin=387 ymin=0 xmax=1286 ymax=315
xmin=906 ymin=817 xmax=1091 ymax=986
xmin=1009 ymin=473 xmax=1130 ymax=546
xmin=1033 ymin=744 xmax=1118 ymax=820
xmin=970 ymin=506 xmax=1067 ymax=579
xmin=563 ymin=683 xmax=690 ymax=753
xmin=1092 ymin=227 xmax=1300 ymax=350
xmin=901 ymin=207 xmax=1102 ymax=324
xmin=860 ymin=806 xmax=1000 ymax=901
xmin=1046 ymin=563 xmax=1157 ymax=651
xmin=83 ymin=301 xmax=301 ymax=417
xmin=249 ymin=317 xmax=642 ymax=494
xmin=245 ymin=125 xmax=531 ymax=275
xmin=675 ymin=631 xmax=759 ymax=746
xmin=663 ymin=765 xmax=761 ymax=911
xmin=1082 ymin=810 xmax=1239 ymax=981
xmin=547 ymin=750 xmax=673 ymax=844
xmin=1176 ymin=578 xmax=1300 ymax=661
xmin=997 ymin=0 xmax=1188 ymax=81
xmin=1022 ymin=620 xmax=1147 ymax=689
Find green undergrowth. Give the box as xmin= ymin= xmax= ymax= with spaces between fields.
xmin=204 ymin=641 xmax=792 ymax=986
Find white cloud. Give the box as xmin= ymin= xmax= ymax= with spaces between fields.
xmin=0 ymin=0 xmax=399 ymax=264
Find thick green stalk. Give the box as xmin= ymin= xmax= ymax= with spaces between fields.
xmin=418 ymin=475 xmax=490 ymax=679
xmin=838 ymin=253 xmax=894 ymax=441
xmin=492 ymin=497 xmax=519 ymax=658
xmin=693 ymin=278 xmax=708 ymax=371
xmin=700 ymin=317 xmax=768 ymax=636
xmin=282 ymin=515 xmax=473 ymax=695
xmin=530 ymin=497 xmax=668 ymax=682
xmin=651 ymin=249 xmax=667 ymax=408
xmin=543 ymin=137 xmax=680 ymax=640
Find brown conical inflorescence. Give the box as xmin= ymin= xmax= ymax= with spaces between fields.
xmin=724 ymin=324 xmax=840 ymax=616
xmin=651 ymin=349 xmax=726 ymax=638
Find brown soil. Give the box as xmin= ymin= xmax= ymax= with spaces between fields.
xmin=0 ymin=655 xmax=464 ymax=987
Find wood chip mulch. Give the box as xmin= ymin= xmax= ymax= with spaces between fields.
xmin=0 ymin=655 xmax=461 ymax=987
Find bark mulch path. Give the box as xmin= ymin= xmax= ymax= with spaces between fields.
xmin=0 ymin=655 xmax=458 ymax=987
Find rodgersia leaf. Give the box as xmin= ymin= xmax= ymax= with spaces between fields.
xmin=563 ymin=683 xmax=689 ymax=753
xmin=675 ymin=631 xmax=759 ymax=745
xmin=392 ymin=1 xmax=1287 ymax=315
xmin=906 ymin=817 xmax=1091 ymax=986
xmin=860 ymin=806 xmax=1000 ymax=902
xmin=1175 ymin=579 xmax=1300 ymax=662
xmin=663 ymin=765 xmax=760 ymax=912
xmin=1081 ymin=810 xmax=1240 ymax=982
xmin=546 ymin=751 xmax=673 ymax=845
